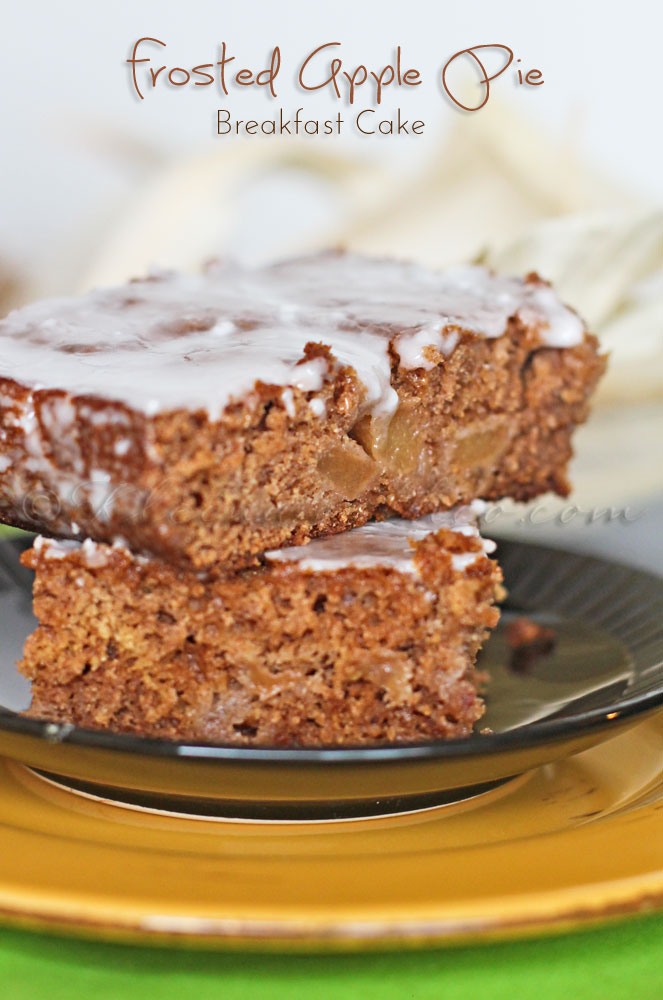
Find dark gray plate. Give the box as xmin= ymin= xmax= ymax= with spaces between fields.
xmin=0 ymin=535 xmax=662 ymax=819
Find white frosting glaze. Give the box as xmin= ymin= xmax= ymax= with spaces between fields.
xmin=280 ymin=388 xmax=295 ymax=418
xmin=33 ymin=533 xmax=136 ymax=568
xmin=113 ymin=438 xmax=131 ymax=457
xmin=33 ymin=503 xmax=494 ymax=578
xmin=32 ymin=535 xmax=74 ymax=558
xmin=308 ymin=397 xmax=326 ymax=418
xmin=0 ymin=254 xmax=584 ymax=421
xmin=265 ymin=501 xmax=495 ymax=576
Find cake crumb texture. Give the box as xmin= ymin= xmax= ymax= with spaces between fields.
xmin=20 ymin=525 xmax=501 ymax=746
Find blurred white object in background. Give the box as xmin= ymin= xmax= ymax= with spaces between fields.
xmin=481 ymin=210 xmax=663 ymax=406
xmin=1 ymin=99 xmax=660 ymax=506
xmin=73 ymin=102 xmax=662 ymax=414
xmin=78 ymin=103 xmax=640 ymax=287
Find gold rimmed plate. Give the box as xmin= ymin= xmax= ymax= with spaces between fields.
xmin=0 ymin=536 xmax=662 ymax=820
xmin=2 ymin=714 xmax=663 ymax=947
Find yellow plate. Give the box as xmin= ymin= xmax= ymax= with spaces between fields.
xmin=2 ymin=711 xmax=663 ymax=950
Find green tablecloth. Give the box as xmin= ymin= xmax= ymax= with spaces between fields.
xmin=2 ymin=915 xmax=663 ymax=999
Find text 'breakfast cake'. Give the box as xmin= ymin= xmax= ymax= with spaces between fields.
xmin=0 ymin=252 xmax=605 ymax=573
xmin=20 ymin=505 xmax=502 ymax=745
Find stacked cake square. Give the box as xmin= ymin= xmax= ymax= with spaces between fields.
xmin=0 ymin=253 xmax=604 ymax=744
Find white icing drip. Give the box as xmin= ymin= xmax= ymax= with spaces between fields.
xmin=35 ymin=534 xmax=133 ymax=568
xmin=86 ymin=470 xmax=113 ymax=522
xmin=394 ymin=328 xmax=460 ymax=370
xmin=518 ymin=285 xmax=587 ymax=348
xmin=265 ymin=501 xmax=493 ymax=577
xmin=33 ymin=536 xmax=79 ymax=559
xmin=280 ymin=388 xmax=295 ymax=418
xmin=308 ymin=397 xmax=326 ymax=418
xmin=288 ymin=356 xmax=328 ymax=392
xmin=0 ymin=255 xmax=584 ymax=422
xmin=81 ymin=407 xmax=132 ymax=427
xmin=81 ymin=537 xmax=111 ymax=568
xmin=0 ymin=390 xmax=86 ymax=506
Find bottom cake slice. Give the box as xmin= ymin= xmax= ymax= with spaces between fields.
xmin=19 ymin=504 xmax=502 ymax=746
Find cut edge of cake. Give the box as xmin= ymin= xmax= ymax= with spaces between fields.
xmin=19 ymin=504 xmax=503 ymax=746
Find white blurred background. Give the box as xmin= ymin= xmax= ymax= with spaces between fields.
xmin=1 ymin=0 xmax=661 ymax=284
xmin=0 ymin=0 xmax=661 ymax=541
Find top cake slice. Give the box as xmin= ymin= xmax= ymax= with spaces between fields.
xmin=0 ymin=252 xmax=605 ymax=571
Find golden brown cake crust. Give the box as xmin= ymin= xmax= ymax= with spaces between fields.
xmin=0 ymin=318 xmax=605 ymax=572
xmin=20 ymin=527 xmax=502 ymax=746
